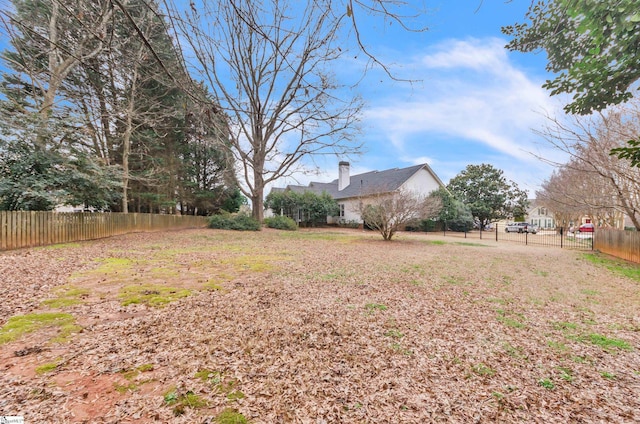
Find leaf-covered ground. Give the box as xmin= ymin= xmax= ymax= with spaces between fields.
xmin=0 ymin=228 xmax=639 ymax=423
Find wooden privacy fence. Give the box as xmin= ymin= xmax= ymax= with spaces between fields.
xmin=0 ymin=211 xmax=208 ymax=251
xmin=594 ymin=228 xmax=640 ymax=264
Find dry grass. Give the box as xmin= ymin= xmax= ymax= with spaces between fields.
xmin=0 ymin=228 xmax=639 ymax=423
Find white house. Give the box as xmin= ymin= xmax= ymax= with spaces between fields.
xmin=526 ymin=200 xmax=556 ymax=229
xmin=269 ymin=162 xmax=445 ymax=224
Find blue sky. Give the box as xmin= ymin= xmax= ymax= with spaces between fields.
xmin=0 ymin=0 xmax=568 ymax=198
xmin=278 ymin=0 xmax=569 ymax=196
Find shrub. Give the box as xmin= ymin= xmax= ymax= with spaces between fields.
xmin=264 ymin=215 xmax=298 ymax=231
xmin=208 ymin=212 xmax=261 ymax=231
xmin=337 ymin=219 xmax=360 ymax=229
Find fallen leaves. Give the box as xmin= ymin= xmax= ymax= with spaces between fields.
xmin=0 ymin=228 xmax=639 ymax=422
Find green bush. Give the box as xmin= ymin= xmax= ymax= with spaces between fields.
xmin=264 ymin=215 xmax=298 ymax=231
xmin=337 ymin=219 xmax=360 ymax=229
xmin=208 ymin=212 xmax=261 ymax=231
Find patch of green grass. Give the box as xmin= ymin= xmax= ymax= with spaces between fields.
xmin=581 ymin=289 xmax=599 ymax=296
xmin=41 ymin=285 xmax=90 ymax=309
xmin=0 ymin=313 xmax=79 ymax=345
xmin=600 ymin=371 xmax=616 ymax=380
xmin=587 ymin=334 xmax=632 ymax=352
xmin=215 ymin=408 xmax=249 ymax=424
xmin=120 ymin=363 xmax=154 ymax=381
xmin=119 ymin=284 xmax=191 ymax=307
xmin=572 ymin=355 xmax=589 ymax=364
xmin=220 ymin=255 xmax=276 ymax=273
xmin=535 ymin=270 xmax=549 ymax=277
xmin=41 ymin=298 xmax=82 ymax=308
xmin=443 ymin=275 xmax=466 ymax=285
xmin=164 ymin=389 xmax=208 ymax=416
xmin=196 ymin=370 xmax=244 ymax=401
xmin=114 ymin=382 xmax=139 ymax=393
xmin=423 ymin=240 xmax=446 ymax=245
xmin=384 ymin=329 xmax=404 ymax=339
xmin=93 ymin=257 xmax=135 ymax=273
xmin=35 ymin=360 xmax=61 ymax=375
xmin=365 ymin=303 xmax=388 ymax=312
xmin=453 ymin=242 xmax=490 ymax=247
xmin=583 ymin=253 xmax=640 ymax=281
xmin=502 ymin=342 xmax=527 ymax=360
xmin=496 ymin=310 xmax=526 ymax=329
xmin=557 ymin=367 xmax=574 ymax=382
xmin=320 ymin=269 xmax=356 ymax=282
xmin=226 ymin=390 xmax=245 ymax=400
xmin=547 ymin=340 xmax=569 ymax=352
xmin=472 ymin=363 xmax=496 ymax=377
xmin=552 ymin=321 xmax=579 ymax=331
xmin=137 ymin=363 xmax=154 ymax=372
xmin=538 ymin=378 xmax=555 ymax=389
xmin=195 ymin=369 xmax=222 ymax=385
xmin=149 ymin=267 xmax=180 ymax=278
xmin=390 ymin=342 xmax=413 ymax=356
xmin=277 ymin=231 xmax=352 ymax=243
xmin=204 ymin=281 xmax=225 ymax=291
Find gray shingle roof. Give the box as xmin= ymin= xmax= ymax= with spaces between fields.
xmin=272 ymin=163 xmax=442 ymax=200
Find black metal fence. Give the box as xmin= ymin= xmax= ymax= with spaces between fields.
xmin=436 ymin=224 xmax=594 ymax=251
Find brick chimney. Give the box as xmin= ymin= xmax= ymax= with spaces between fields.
xmin=338 ymin=161 xmax=350 ymax=191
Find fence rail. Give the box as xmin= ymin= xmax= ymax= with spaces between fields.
xmin=0 ymin=211 xmax=208 ymax=251
xmin=594 ymin=228 xmax=640 ymax=263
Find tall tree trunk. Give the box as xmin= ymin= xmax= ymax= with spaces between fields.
xmin=122 ymin=69 xmax=138 ymax=214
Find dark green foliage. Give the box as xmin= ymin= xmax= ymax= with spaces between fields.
xmin=220 ymin=188 xmax=248 ymax=213
xmin=429 ymin=187 xmax=474 ymax=232
xmin=0 ymin=124 xmax=121 ymax=211
xmin=264 ymin=190 xmax=338 ymax=226
xmin=208 ymin=212 xmax=261 ymax=231
xmin=0 ymin=0 xmax=235 ymax=213
xmin=447 ymin=164 xmax=528 ymax=229
xmin=264 ymin=215 xmax=298 ymax=231
xmin=503 ymin=0 xmax=640 ymax=116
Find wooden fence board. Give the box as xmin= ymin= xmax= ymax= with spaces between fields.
xmin=0 ymin=211 xmax=207 ymax=251
xmin=594 ymin=229 xmax=640 ymax=264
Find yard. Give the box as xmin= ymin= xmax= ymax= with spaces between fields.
xmin=0 ymin=228 xmax=639 ymax=423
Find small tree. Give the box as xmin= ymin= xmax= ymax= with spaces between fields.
xmin=428 ymin=187 xmax=474 ymax=232
xmin=359 ymin=188 xmax=442 ymax=241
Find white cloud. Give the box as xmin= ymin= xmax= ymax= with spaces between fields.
xmin=365 ymin=37 xmax=560 ymax=161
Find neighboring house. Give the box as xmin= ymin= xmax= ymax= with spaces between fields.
xmin=267 ymin=162 xmax=445 ymax=224
xmin=527 ymin=199 xmax=628 ymax=231
xmin=526 ymin=200 xmax=556 ymax=229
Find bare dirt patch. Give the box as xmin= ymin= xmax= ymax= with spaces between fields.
xmin=1 ymin=228 xmax=639 ymax=422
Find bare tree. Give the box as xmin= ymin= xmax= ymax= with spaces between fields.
xmin=358 ymin=188 xmax=442 ymax=241
xmin=536 ymin=102 xmax=640 ymax=230
xmin=166 ymin=0 xmax=368 ymax=221
xmin=0 ymin=1 xmax=117 ymax=125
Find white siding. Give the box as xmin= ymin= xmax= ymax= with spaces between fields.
xmin=400 ymin=168 xmax=441 ymax=197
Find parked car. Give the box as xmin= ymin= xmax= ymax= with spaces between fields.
xmin=505 ymin=222 xmax=537 ymax=234
xmin=578 ymin=223 xmax=595 ymax=233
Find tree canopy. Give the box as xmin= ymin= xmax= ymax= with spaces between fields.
xmin=265 ymin=190 xmax=339 ymax=227
xmin=0 ymin=0 xmax=237 ymax=213
xmin=447 ymin=164 xmax=529 ymax=228
xmin=503 ymin=0 xmax=640 ymax=115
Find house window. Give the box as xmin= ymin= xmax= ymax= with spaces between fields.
xmin=339 ymin=204 xmax=345 ymax=218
